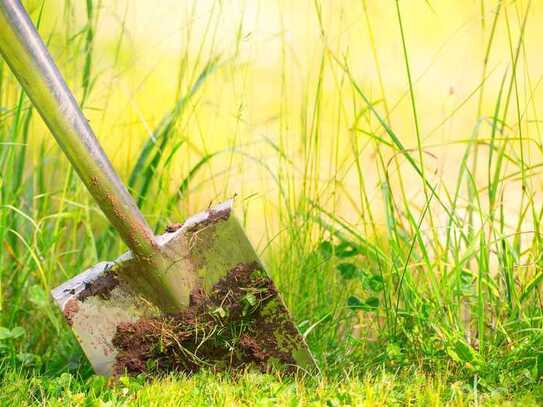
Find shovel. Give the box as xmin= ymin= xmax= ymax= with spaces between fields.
xmin=0 ymin=0 xmax=315 ymax=376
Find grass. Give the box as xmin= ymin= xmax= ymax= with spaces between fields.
xmin=1 ymin=0 xmax=543 ymax=404
xmin=2 ymin=370 xmax=542 ymax=406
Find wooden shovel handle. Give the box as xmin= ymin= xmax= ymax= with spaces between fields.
xmin=0 ymin=0 xmax=159 ymax=260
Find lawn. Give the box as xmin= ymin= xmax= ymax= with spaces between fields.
xmin=1 ymin=0 xmax=543 ymax=405
xmin=2 ymin=370 xmax=542 ymax=406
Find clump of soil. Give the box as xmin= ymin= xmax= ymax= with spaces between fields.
xmin=165 ymin=223 xmax=183 ymax=233
xmin=207 ymin=207 xmax=231 ymax=223
xmin=77 ymin=271 xmax=119 ymax=301
xmin=111 ymin=262 xmax=299 ymax=376
xmin=63 ymin=298 xmax=80 ymax=326
xmin=165 ymin=206 xmax=230 ymax=234
xmin=186 ymin=206 xmax=231 ymax=233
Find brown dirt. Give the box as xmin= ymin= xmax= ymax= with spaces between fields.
xmin=77 ymin=271 xmax=119 ymax=301
xmin=165 ymin=206 xmax=231 ymax=235
xmin=186 ymin=206 xmax=231 ymax=234
xmin=207 ymin=206 xmax=231 ymax=222
xmin=63 ymin=298 xmax=80 ymax=326
xmin=111 ymin=261 xmax=299 ymax=376
xmin=165 ymin=223 xmax=183 ymax=233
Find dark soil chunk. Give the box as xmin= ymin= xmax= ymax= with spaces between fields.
xmin=207 ymin=207 xmax=231 ymax=223
xmin=186 ymin=206 xmax=231 ymax=233
xmin=78 ymin=271 xmax=119 ymax=301
xmin=166 ymin=206 xmax=230 ymax=234
xmin=112 ymin=262 xmax=300 ymax=376
xmin=165 ymin=223 xmax=183 ymax=233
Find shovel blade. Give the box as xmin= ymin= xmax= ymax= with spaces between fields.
xmin=51 ymin=200 xmax=316 ymax=376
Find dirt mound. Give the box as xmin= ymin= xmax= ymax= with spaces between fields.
xmin=111 ymin=262 xmax=299 ymax=376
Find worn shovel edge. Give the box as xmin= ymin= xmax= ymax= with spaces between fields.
xmin=51 ymin=199 xmax=234 ymax=310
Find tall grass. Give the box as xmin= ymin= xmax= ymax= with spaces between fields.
xmin=0 ymin=0 xmax=542 ymax=396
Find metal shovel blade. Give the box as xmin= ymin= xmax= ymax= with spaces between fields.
xmin=51 ymin=200 xmax=316 ymax=376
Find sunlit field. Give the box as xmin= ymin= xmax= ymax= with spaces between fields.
xmin=1 ymin=0 xmax=543 ymax=404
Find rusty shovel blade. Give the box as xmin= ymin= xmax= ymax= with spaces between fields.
xmin=51 ymin=200 xmax=317 ymax=376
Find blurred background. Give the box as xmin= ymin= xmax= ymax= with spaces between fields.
xmin=12 ymin=0 xmax=543 ymax=236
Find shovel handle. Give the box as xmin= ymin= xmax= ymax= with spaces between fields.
xmin=0 ymin=0 xmax=158 ymax=260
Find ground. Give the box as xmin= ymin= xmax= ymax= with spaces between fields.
xmin=1 ymin=370 xmax=542 ymax=406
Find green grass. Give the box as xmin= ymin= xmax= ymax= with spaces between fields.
xmin=1 ymin=0 xmax=543 ymax=405
xmin=2 ymin=370 xmax=542 ymax=406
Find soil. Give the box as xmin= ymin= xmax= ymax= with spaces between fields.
xmin=165 ymin=223 xmax=183 ymax=233
xmin=165 ymin=206 xmax=231 ymax=235
xmin=63 ymin=298 xmax=80 ymax=326
xmin=207 ymin=206 xmax=231 ymax=223
xmin=77 ymin=271 xmax=119 ymax=301
xmin=111 ymin=261 xmax=300 ymax=376
xmin=186 ymin=206 xmax=231 ymax=234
